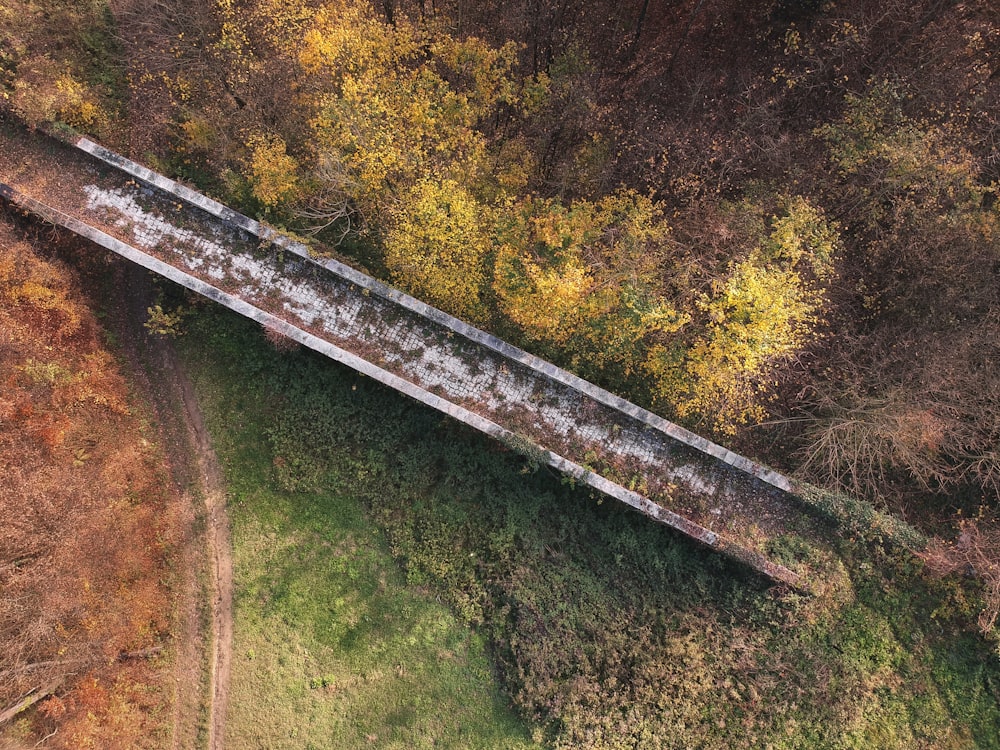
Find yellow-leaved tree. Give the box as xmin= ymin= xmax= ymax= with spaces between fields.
xmin=215 ymin=0 xmax=318 ymax=88
xmin=297 ymin=4 xmax=518 ymax=230
xmin=493 ymin=197 xmax=599 ymax=344
xmin=493 ymin=191 xmax=688 ymax=380
xmin=384 ymin=177 xmax=491 ymax=321
xmin=244 ymin=132 xmax=300 ymax=209
xmin=288 ymin=1 xmax=524 ymax=313
xmin=646 ymin=196 xmax=837 ymax=434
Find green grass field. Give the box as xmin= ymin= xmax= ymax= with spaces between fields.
xmin=179 ymin=315 xmax=540 ymax=749
xmin=177 ymin=302 xmax=1000 ymax=749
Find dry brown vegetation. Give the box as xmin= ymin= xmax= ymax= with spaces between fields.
xmin=0 ymin=218 xmax=182 ymax=748
xmin=922 ymin=512 xmax=1000 ymax=637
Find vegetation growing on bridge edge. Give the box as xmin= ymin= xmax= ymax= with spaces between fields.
xmin=179 ymin=303 xmax=1000 ymax=750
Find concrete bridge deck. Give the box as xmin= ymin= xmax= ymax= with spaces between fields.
xmin=0 ymin=122 xmax=843 ymax=587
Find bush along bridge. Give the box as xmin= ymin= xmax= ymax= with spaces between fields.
xmin=0 ymin=122 xmax=925 ymax=591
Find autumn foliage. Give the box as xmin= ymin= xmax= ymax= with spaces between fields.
xmin=0 ymin=221 xmax=181 ymax=748
xmin=161 ymin=0 xmax=832 ymax=435
xmin=0 ymin=0 xmax=121 ymax=138
xmin=27 ymin=0 xmax=996 ymax=519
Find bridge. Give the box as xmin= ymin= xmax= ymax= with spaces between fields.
xmin=0 ymin=121 xmax=858 ymax=589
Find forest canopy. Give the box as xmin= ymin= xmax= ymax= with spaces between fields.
xmin=119 ymin=0 xmax=837 ymax=440
xmin=3 ymin=0 xmax=998 ymax=559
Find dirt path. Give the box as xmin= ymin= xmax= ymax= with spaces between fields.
xmin=107 ymin=261 xmax=233 ymax=750
xmin=174 ymin=349 xmax=233 ymax=750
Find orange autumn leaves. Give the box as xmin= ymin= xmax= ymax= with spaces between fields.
xmin=0 ymin=226 xmax=181 ymax=748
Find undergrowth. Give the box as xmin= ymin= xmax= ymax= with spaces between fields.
xmin=180 ymin=303 xmax=1000 ymax=749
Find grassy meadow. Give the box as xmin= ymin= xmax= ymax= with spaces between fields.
xmin=178 ymin=302 xmax=1000 ymax=749
xmin=179 ymin=309 xmax=540 ymax=749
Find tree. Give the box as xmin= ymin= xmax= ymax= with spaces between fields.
xmin=0 ymin=0 xmax=119 ymax=135
xmin=244 ymin=131 xmax=300 ymax=209
xmin=797 ymin=81 xmax=1000 ymax=504
xmin=0 ymin=226 xmax=179 ymax=748
xmin=647 ymin=196 xmax=836 ymax=435
xmin=296 ymin=3 xmax=518 ymax=239
xmin=384 ymin=177 xmax=491 ymax=320
xmin=493 ymin=191 xmax=688 ymax=384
